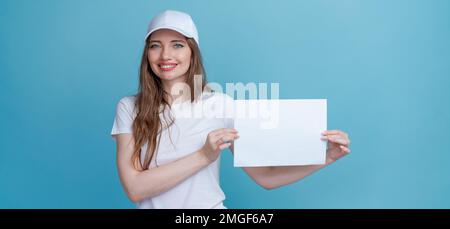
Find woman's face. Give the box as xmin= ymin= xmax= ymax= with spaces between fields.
xmin=148 ymin=29 xmax=192 ymax=85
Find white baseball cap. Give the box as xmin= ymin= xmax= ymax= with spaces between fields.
xmin=145 ymin=10 xmax=199 ymax=45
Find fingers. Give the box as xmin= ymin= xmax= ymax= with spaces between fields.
xmin=207 ymin=128 xmax=235 ymax=140
xmin=340 ymin=145 xmax=351 ymax=153
xmin=216 ymin=132 xmax=238 ymax=150
xmin=322 ymin=130 xmax=348 ymax=139
xmin=209 ymin=128 xmax=238 ymax=141
xmin=321 ymin=135 xmax=350 ymax=146
xmin=322 ymin=130 xmax=345 ymax=135
xmin=212 ymin=128 xmax=238 ymax=136
xmin=218 ymin=142 xmax=232 ymax=150
xmin=216 ymin=132 xmax=239 ymax=145
xmin=205 ymin=128 xmax=239 ymax=152
xmin=321 ymin=130 xmax=350 ymax=145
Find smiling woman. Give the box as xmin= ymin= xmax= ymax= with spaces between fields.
xmin=110 ymin=10 xmax=351 ymax=209
xmin=148 ymin=30 xmax=192 ymax=84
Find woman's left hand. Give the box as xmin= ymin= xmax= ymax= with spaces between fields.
xmin=321 ymin=130 xmax=351 ymax=163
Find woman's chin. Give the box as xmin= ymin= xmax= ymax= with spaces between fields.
xmin=161 ymin=73 xmax=185 ymax=81
xmin=157 ymin=72 xmax=173 ymax=79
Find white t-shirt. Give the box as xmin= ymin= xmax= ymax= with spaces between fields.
xmin=111 ymin=92 xmax=234 ymax=209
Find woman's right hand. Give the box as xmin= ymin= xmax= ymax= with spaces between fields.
xmin=200 ymin=128 xmax=239 ymax=163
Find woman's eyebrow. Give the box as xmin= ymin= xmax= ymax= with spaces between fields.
xmin=171 ymin=40 xmax=186 ymax=43
xmin=149 ymin=40 xmax=186 ymax=43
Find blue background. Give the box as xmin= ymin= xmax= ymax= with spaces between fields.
xmin=1 ymin=0 xmax=449 ymax=208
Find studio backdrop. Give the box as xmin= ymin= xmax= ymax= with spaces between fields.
xmin=1 ymin=0 xmax=449 ymax=208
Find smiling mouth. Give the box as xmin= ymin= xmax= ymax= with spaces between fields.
xmin=159 ymin=64 xmax=177 ymax=72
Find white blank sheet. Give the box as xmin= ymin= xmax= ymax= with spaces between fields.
xmin=233 ymin=99 xmax=327 ymax=167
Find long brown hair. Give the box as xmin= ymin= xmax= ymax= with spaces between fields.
xmin=132 ymin=37 xmax=207 ymax=170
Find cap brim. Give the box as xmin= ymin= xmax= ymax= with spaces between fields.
xmin=144 ymin=26 xmax=194 ymax=41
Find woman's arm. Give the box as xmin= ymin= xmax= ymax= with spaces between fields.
xmin=115 ymin=133 xmax=209 ymax=202
xmin=115 ymin=128 xmax=239 ymax=203
xmin=239 ymin=157 xmax=336 ymax=190
xmin=234 ymin=130 xmax=351 ymax=190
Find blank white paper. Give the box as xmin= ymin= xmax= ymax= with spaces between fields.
xmin=233 ymin=99 xmax=327 ymax=167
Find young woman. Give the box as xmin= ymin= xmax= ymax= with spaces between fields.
xmin=111 ymin=10 xmax=351 ymax=209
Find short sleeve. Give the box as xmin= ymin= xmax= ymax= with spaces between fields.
xmin=111 ymin=96 xmax=136 ymax=137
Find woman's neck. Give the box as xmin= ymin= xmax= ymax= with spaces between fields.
xmin=162 ymin=76 xmax=191 ymax=105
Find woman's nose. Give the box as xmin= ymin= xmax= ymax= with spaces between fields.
xmin=161 ymin=46 xmax=172 ymax=60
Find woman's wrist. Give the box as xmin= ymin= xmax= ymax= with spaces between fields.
xmin=326 ymin=157 xmax=334 ymax=165
xmin=325 ymin=152 xmax=336 ymax=165
xmin=196 ymin=148 xmax=212 ymax=166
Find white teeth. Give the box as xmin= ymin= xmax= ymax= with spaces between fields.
xmin=160 ymin=65 xmax=176 ymax=69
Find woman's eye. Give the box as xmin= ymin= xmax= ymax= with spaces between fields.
xmin=149 ymin=44 xmax=160 ymax=49
xmin=174 ymin=43 xmax=184 ymax=48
